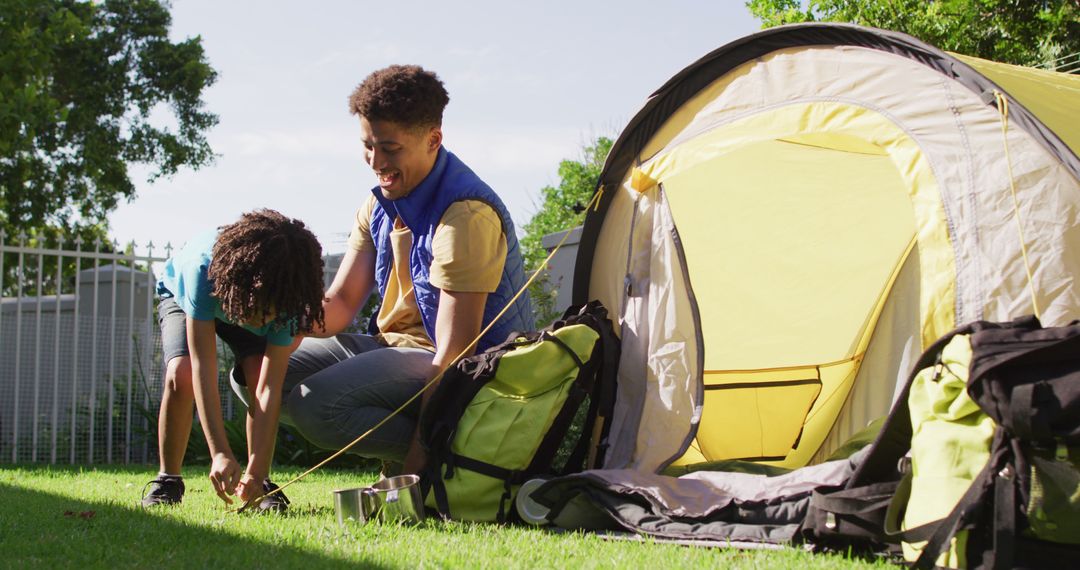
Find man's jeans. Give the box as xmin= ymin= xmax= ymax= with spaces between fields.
xmin=230 ymin=334 xmax=434 ymax=462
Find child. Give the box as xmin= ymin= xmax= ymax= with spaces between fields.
xmin=141 ymin=209 xmax=325 ymax=511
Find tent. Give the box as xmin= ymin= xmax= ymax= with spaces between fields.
xmin=573 ymin=23 xmax=1080 ymax=475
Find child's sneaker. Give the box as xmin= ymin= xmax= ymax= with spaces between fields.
xmin=141 ymin=475 xmax=185 ymax=507
xmin=256 ymin=479 xmax=290 ymax=513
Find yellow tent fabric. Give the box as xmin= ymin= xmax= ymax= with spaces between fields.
xmin=636 ymin=103 xmax=920 ymax=468
xmin=953 ymin=53 xmax=1080 ymax=158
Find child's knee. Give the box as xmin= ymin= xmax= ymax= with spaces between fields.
xmin=163 ymin=356 xmax=194 ymax=396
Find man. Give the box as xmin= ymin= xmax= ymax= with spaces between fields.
xmin=284 ymin=65 xmax=533 ymax=473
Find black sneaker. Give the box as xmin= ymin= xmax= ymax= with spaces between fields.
xmin=141 ymin=475 xmax=185 ymax=507
xmin=256 ymin=479 xmax=290 ymax=513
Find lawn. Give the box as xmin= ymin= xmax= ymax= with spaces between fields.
xmin=0 ymin=465 xmax=895 ymax=569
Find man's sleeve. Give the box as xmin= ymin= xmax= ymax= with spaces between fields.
xmin=346 ymin=195 xmax=377 ymax=253
xmin=430 ymin=200 xmax=507 ymax=293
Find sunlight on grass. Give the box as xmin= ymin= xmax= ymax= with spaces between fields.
xmin=0 ymin=466 xmax=895 ymax=569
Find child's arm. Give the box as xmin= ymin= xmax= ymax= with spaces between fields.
xmin=187 ymin=317 xmax=242 ymax=504
xmin=237 ymin=341 xmax=293 ymax=501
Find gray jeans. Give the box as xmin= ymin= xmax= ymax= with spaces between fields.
xmin=230 ymin=334 xmax=434 ymax=462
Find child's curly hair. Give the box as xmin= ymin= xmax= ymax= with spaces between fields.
xmin=348 ymin=64 xmax=449 ymax=128
xmin=209 ymin=209 xmax=325 ymax=336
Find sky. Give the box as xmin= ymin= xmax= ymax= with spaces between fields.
xmin=109 ymin=0 xmax=761 ymax=255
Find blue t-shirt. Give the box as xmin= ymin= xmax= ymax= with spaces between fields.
xmin=156 ymin=230 xmax=294 ymax=346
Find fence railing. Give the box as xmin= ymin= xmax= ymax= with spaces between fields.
xmin=0 ymin=231 xmax=171 ymax=464
xmin=0 ymin=232 xmax=248 ymax=466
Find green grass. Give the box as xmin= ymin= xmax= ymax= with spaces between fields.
xmin=0 ymin=465 xmax=895 ymax=569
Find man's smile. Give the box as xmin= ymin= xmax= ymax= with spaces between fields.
xmin=377 ymin=170 xmax=400 ymax=187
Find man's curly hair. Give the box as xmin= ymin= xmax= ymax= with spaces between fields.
xmin=348 ymin=64 xmax=449 ymax=128
xmin=209 ymin=209 xmax=325 ymax=336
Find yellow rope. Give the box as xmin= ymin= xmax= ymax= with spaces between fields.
xmin=237 ymin=188 xmax=605 ymax=512
xmin=994 ymin=90 xmax=1042 ymax=321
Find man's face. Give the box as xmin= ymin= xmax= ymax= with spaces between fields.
xmin=359 ymin=117 xmax=442 ymax=201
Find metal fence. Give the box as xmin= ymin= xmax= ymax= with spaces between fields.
xmin=0 ymin=232 xmax=241 ymax=465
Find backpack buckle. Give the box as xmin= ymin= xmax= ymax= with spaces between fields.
xmin=897 ymin=455 xmax=912 ymax=475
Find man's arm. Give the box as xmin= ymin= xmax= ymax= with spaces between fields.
xmin=187 ymin=317 xmax=242 ymax=504
xmin=401 ymin=289 xmax=487 ymax=474
xmin=311 ymin=247 xmax=376 ymax=337
xmin=237 ymin=341 xmax=294 ymax=502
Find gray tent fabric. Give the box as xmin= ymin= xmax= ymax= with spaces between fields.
xmin=534 ymin=448 xmax=865 ymax=543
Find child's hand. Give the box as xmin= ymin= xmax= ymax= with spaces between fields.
xmin=209 ymin=452 xmax=242 ymax=504
xmin=236 ymin=473 xmax=262 ymax=504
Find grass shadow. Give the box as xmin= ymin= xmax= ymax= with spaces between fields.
xmin=0 ymin=478 xmax=389 ymax=569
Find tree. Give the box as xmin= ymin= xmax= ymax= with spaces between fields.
xmin=745 ymin=0 xmax=1080 ymax=69
xmin=0 ymin=0 xmax=218 ymax=246
xmin=521 ymin=136 xmax=613 ymax=325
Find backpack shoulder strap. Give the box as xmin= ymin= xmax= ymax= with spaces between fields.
xmin=909 ymin=430 xmax=1008 ymax=570
xmin=847 ymin=332 xmax=951 ymax=487
xmin=555 ymin=301 xmax=621 ymax=471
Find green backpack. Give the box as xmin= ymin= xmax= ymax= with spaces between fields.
xmin=418 ymin=301 xmax=619 ymax=522
xmin=806 ymin=316 xmax=1080 ymax=569
xmin=890 ymin=333 xmax=995 ymax=566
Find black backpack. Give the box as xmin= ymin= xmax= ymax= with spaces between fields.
xmin=805 ymin=315 xmax=1080 ymax=569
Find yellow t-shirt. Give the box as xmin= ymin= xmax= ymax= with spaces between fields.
xmin=347 ymin=195 xmax=507 ymax=349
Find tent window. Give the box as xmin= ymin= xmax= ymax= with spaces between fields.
xmin=697 ymin=374 xmax=822 ymax=461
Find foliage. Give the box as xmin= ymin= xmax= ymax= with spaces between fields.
xmin=0 ymin=0 xmax=218 ymax=244
xmin=521 ymin=137 xmax=613 ymax=325
xmin=745 ymin=0 xmax=1080 ymax=68
xmin=181 ymin=408 xmax=376 ymax=470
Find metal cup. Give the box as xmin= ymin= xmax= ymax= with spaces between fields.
xmin=363 ymin=474 xmax=426 ymax=524
xmin=332 ymin=474 xmax=425 ymax=526
xmin=332 ymin=486 xmax=376 ymax=525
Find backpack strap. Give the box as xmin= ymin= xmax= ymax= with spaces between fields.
xmin=584 ymin=301 xmax=621 ymax=468
xmin=426 ymin=463 xmax=453 ymax=520
xmin=991 ymin=456 xmax=1016 ymax=570
xmin=525 ymin=332 xmax=597 ymax=475
xmin=545 ymin=301 xmax=621 ymax=472
xmin=909 ymin=429 xmax=1007 ymax=570
xmin=811 ymin=482 xmax=898 ymax=517
xmin=847 ymin=332 xmax=950 ymax=487
xmin=881 ymin=470 xmax=948 ymax=544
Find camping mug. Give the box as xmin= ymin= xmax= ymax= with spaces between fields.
xmin=362 ymin=474 xmax=426 ymax=524
xmin=333 ymin=475 xmax=425 ymax=526
xmin=333 ymin=486 xmax=376 ymax=525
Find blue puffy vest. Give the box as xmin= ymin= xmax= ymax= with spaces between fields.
xmin=369 ymin=147 xmax=534 ymax=351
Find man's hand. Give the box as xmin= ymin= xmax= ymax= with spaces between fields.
xmin=402 ymin=437 xmax=428 ymax=475
xmin=209 ymin=452 xmax=242 ymax=504
xmin=401 ymin=289 xmax=488 ymax=475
